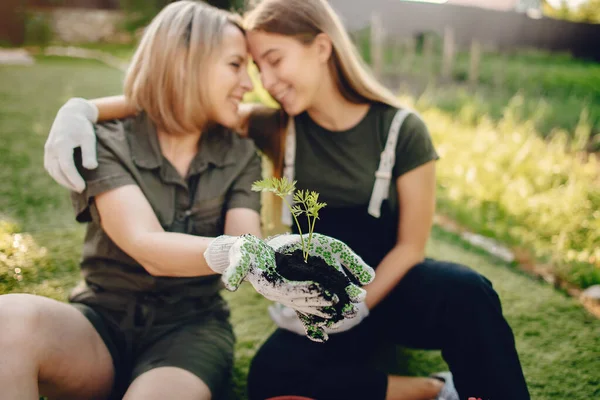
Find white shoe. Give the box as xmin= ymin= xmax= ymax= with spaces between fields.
xmin=431 ymin=371 xmax=459 ymax=400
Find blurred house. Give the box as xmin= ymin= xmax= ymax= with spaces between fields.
xmin=448 ymin=0 xmax=520 ymax=9
xmin=447 ymin=0 xmax=524 ymax=10
xmin=1 ymin=0 xmax=120 ymax=46
xmin=27 ymin=0 xmax=119 ymax=9
xmin=0 ymin=0 xmax=24 ymax=45
xmin=448 ymin=0 xmax=543 ymax=15
xmin=2 ymin=0 xmax=596 ymax=61
xmin=329 ymin=0 xmax=598 ymax=60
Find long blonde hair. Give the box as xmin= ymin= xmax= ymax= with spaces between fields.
xmin=124 ymin=1 xmax=243 ymax=135
xmin=244 ymin=0 xmax=401 ymax=109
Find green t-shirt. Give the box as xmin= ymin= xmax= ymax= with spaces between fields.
xmin=293 ymin=102 xmax=439 ymax=209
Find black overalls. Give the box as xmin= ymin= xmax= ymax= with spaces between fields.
xmin=248 ymin=110 xmax=530 ymax=400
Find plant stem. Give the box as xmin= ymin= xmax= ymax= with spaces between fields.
xmin=306 ymin=213 xmax=317 ymax=263
xmin=282 ymin=196 xmax=306 ymax=260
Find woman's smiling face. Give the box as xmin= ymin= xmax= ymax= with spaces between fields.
xmin=247 ymin=30 xmax=329 ymax=116
xmin=206 ymin=24 xmax=254 ymax=128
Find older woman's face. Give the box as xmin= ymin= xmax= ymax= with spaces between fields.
xmin=206 ymin=24 xmax=254 ymax=128
xmin=247 ymin=30 xmax=328 ymax=116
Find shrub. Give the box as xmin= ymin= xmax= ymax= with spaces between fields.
xmin=24 ymin=12 xmax=53 ymax=48
xmin=0 ymin=221 xmax=47 ymax=292
xmin=405 ymin=96 xmax=600 ymax=288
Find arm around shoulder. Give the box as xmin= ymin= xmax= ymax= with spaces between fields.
xmin=93 ymin=95 xmax=138 ymax=121
xmin=44 ymin=95 xmax=138 ymax=193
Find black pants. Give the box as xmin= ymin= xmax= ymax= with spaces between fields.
xmin=248 ymin=259 xmax=530 ymax=400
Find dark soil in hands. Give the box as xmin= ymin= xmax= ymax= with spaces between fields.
xmin=275 ymin=249 xmax=352 ymax=324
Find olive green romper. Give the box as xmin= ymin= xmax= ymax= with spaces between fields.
xmin=69 ymin=112 xmax=261 ymax=399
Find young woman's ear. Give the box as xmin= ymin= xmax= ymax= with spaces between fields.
xmin=313 ymin=33 xmax=333 ymax=64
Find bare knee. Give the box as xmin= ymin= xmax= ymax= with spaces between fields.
xmin=0 ymin=294 xmax=47 ymax=354
xmin=124 ymin=367 xmax=211 ymax=400
xmin=0 ymin=294 xmax=114 ymax=400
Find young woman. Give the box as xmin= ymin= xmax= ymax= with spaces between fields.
xmin=243 ymin=1 xmax=529 ymax=399
xmin=3 ymin=2 xmax=369 ymax=400
xmin=43 ymin=1 xmax=530 ymax=399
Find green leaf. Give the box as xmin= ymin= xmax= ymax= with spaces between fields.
xmin=307 ymin=201 xmax=327 ymax=218
xmin=251 ymin=177 xmax=296 ymax=198
xmin=293 ymin=189 xmax=309 ymax=204
xmin=291 ymin=205 xmax=304 ymax=217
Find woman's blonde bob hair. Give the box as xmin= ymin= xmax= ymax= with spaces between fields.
xmin=244 ymin=0 xmax=402 ymax=109
xmin=124 ymin=1 xmax=243 ymax=135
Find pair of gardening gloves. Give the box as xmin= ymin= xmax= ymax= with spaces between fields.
xmin=204 ymin=233 xmax=375 ymax=342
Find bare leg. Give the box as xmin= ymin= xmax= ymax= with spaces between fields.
xmin=386 ymin=375 xmax=443 ymax=400
xmin=0 ymin=294 xmax=114 ymax=400
xmin=123 ymin=367 xmax=211 ymax=400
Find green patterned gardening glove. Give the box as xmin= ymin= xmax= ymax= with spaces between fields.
xmin=269 ymin=302 xmax=370 ymax=343
xmin=266 ymin=233 xmax=376 ymax=341
xmin=204 ymin=234 xmax=335 ymax=317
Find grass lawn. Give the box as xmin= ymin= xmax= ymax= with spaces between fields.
xmin=0 ymin=57 xmax=598 ymax=399
xmin=353 ymin=33 xmax=600 ymax=150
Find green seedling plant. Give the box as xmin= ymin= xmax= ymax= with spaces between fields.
xmin=252 ymin=177 xmax=326 ymax=262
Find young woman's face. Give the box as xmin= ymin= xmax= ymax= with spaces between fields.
xmin=207 ymin=24 xmax=254 ymax=128
xmin=247 ymin=31 xmax=328 ymax=116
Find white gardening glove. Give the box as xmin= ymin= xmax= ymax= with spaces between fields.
xmin=268 ymin=302 xmax=370 ymax=342
xmin=204 ymin=234 xmax=335 ymax=318
xmin=44 ymin=98 xmax=99 ymax=193
xmin=267 ymin=233 xmax=375 ymax=342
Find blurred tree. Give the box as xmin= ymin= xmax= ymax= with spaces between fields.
xmin=542 ymin=0 xmax=600 ymax=23
xmin=119 ymin=0 xmax=247 ymax=33
xmin=206 ymin=0 xmax=245 ymax=10
xmin=575 ymin=0 xmax=600 ymax=22
xmin=542 ymin=0 xmax=573 ymax=19
xmin=119 ymin=0 xmax=170 ymax=32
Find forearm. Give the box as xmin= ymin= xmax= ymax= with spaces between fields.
xmin=91 ymin=95 xmax=137 ymax=121
xmin=131 ymin=231 xmax=217 ymax=277
xmin=95 ymin=186 xmax=266 ymax=278
xmin=364 ymin=244 xmax=424 ymax=309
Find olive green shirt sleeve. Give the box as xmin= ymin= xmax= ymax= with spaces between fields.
xmin=71 ymin=122 xmax=137 ymax=223
xmin=224 ymin=149 xmax=262 ymax=213
xmin=392 ymin=113 xmax=440 ymax=179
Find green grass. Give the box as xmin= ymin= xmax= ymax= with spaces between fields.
xmin=1 ymin=56 xmax=599 ymax=399
xmin=411 ymin=84 xmax=600 ymax=151
xmin=74 ymin=42 xmax=137 ymax=61
xmin=354 ymin=30 xmax=600 ymax=150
